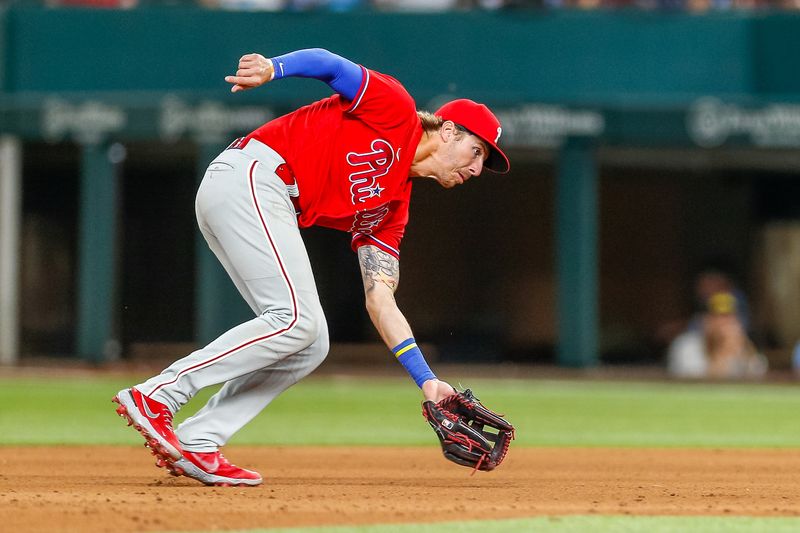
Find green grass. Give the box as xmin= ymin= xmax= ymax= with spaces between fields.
xmin=3 ymin=374 xmax=799 ymax=533
xmin=1 ymin=373 xmax=799 ymax=447
xmin=168 ymin=515 xmax=800 ymax=533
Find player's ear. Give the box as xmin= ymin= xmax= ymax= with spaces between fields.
xmin=440 ymin=120 xmax=458 ymax=142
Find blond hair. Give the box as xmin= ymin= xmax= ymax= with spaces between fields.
xmin=417 ymin=110 xmax=443 ymax=134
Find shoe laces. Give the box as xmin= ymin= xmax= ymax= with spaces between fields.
xmin=162 ymin=409 xmax=175 ymax=430
xmin=216 ymin=453 xmax=234 ymax=468
xmin=189 ymin=451 xmax=225 ymax=462
xmin=144 ymin=396 xmax=175 ymax=430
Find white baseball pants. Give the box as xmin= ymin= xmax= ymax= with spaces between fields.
xmin=136 ymin=139 xmax=329 ymax=452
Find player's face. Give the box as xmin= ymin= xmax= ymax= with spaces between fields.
xmin=429 ymin=130 xmax=489 ymax=189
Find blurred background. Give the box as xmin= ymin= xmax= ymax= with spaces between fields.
xmin=1 ymin=1 xmax=800 ymax=378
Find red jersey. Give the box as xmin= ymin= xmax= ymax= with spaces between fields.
xmin=247 ymin=67 xmax=422 ymax=259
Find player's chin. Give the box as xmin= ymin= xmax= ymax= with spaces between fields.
xmin=445 ymin=175 xmax=465 ymax=188
xmin=432 ymin=177 xmax=457 ymax=189
xmin=430 ymin=174 xmax=461 ymax=189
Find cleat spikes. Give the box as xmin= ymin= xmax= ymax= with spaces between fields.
xmin=113 ymin=387 xmax=186 ymax=479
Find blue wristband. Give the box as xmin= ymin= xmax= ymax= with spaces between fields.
xmin=392 ymin=338 xmax=436 ymax=388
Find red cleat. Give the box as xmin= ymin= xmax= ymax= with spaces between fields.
xmin=172 ymin=451 xmax=262 ymax=487
xmin=113 ymin=387 xmax=183 ymax=462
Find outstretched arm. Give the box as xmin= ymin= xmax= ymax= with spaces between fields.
xmin=358 ymin=245 xmax=455 ymax=403
xmin=224 ymin=48 xmax=363 ymax=100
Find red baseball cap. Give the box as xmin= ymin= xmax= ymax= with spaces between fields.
xmin=434 ymin=99 xmax=510 ymax=174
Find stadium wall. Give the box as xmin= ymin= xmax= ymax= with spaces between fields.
xmin=2 ymin=8 xmax=800 ymax=367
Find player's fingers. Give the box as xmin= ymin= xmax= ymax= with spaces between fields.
xmin=226 ymin=75 xmax=255 ymax=84
xmin=238 ymin=55 xmax=264 ymax=68
xmin=225 ymin=76 xmax=255 ymax=88
xmin=236 ymin=67 xmax=260 ymax=77
xmin=230 ymin=82 xmax=251 ymax=93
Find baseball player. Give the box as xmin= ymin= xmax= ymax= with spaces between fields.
xmin=114 ymin=48 xmax=510 ymax=486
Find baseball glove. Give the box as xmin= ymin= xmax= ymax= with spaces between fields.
xmin=422 ymin=388 xmax=514 ymax=472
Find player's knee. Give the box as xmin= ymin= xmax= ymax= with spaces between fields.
xmin=260 ymin=303 xmax=295 ymax=326
xmin=304 ymin=323 xmax=329 ymax=373
xmin=308 ymin=311 xmax=329 ymax=363
xmin=314 ymin=322 xmax=330 ymax=361
xmin=295 ymin=308 xmax=326 ymax=345
xmin=265 ymin=296 xmax=327 ymax=354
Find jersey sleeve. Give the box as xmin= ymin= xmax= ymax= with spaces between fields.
xmin=340 ymin=68 xmax=417 ymax=130
xmin=269 ymin=49 xmax=363 ymax=101
xmin=350 ymin=199 xmax=410 ymax=259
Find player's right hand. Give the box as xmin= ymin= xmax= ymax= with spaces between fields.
xmin=225 ymin=53 xmax=274 ymax=93
xmin=421 ymin=379 xmax=456 ymax=403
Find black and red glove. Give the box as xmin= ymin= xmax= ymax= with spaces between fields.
xmin=422 ymin=388 xmax=514 ymax=472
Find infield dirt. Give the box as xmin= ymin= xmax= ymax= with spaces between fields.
xmin=1 ymin=446 xmax=799 ymax=532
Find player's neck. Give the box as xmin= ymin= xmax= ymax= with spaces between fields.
xmin=409 ymin=131 xmax=437 ymax=178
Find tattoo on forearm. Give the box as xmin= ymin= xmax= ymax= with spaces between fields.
xmin=358 ymin=246 xmax=399 ymax=293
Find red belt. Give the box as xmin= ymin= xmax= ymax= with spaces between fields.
xmin=227 ymin=137 xmax=301 ymax=214
xmin=226 ymin=137 xmax=294 ymax=186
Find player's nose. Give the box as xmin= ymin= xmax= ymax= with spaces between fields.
xmin=469 ymin=159 xmax=484 ymax=177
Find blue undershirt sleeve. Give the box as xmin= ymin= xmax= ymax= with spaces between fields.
xmin=269 ymin=48 xmax=364 ymax=102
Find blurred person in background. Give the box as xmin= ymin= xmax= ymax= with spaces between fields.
xmin=688 ymin=263 xmax=752 ymax=334
xmin=657 ymin=261 xmax=752 ymax=346
xmin=667 ymin=291 xmax=767 ymax=379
